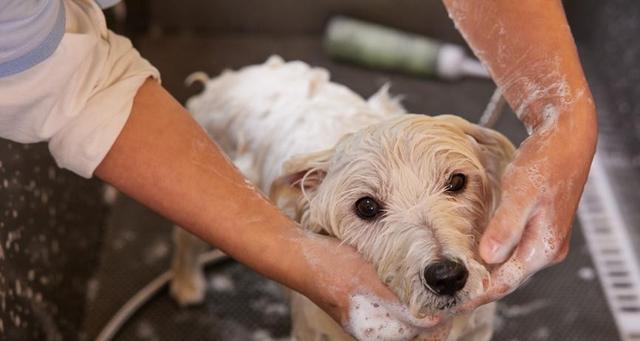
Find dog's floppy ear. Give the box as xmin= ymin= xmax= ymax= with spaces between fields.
xmin=269 ymin=149 xmax=334 ymax=220
xmin=463 ymin=122 xmax=514 ymax=174
xmin=459 ymin=119 xmax=515 ymax=209
xmin=281 ymin=149 xmax=334 ymax=191
xmin=436 ymin=115 xmax=515 ymax=182
xmin=465 ymin=123 xmax=515 ymax=178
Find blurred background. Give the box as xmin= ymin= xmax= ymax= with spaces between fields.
xmin=1 ymin=0 xmax=639 ymax=340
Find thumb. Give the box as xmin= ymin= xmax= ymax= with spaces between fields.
xmin=480 ymin=193 xmax=532 ymax=264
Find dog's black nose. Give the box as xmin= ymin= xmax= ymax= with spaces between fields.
xmin=424 ymin=259 xmax=468 ymax=296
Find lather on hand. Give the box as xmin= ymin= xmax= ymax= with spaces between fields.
xmin=442 ymin=0 xmax=598 ymax=309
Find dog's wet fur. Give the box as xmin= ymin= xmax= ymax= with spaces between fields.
xmin=170 ymin=56 xmax=514 ymax=340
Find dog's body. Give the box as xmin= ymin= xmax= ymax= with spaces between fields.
xmin=171 ymin=56 xmax=514 ymax=340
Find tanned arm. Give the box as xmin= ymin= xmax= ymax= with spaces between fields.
xmin=442 ymin=0 xmax=597 ymax=304
xmin=94 ymin=79 xmax=404 ymax=327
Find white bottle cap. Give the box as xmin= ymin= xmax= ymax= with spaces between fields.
xmin=436 ymin=44 xmax=490 ymax=80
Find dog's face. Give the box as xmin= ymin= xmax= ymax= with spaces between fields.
xmin=273 ymin=114 xmax=514 ymax=317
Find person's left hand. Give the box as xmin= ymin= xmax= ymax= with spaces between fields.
xmin=454 ymin=99 xmax=597 ymax=311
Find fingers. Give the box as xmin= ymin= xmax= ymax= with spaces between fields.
xmin=552 ymin=236 xmax=571 ymax=264
xmin=454 ymin=260 xmax=528 ymax=315
xmin=461 ymin=229 xmax=549 ymax=312
xmin=488 ymin=257 xmax=528 ymax=295
xmin=479 ymin=187 xmax=533 ymax=264
xmin=481 ymin=215 xmax=565 ymax=302
xmin=511 ymin=209 xmax=569 ymax=273
xmin=453 ymin=259 xmax=527 ymax=313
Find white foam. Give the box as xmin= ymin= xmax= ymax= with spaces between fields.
xmin=492 ymin=260 xmax=526 ymax=291
xmin=344 ymin=294 xmax=442 ymax=341
xmin=577 ymin=267 xmax=595 ymax=281
xmin=499 ymin=299 xmax=549 ymax=318
xmin=208 ymin=274 xmax=235 ymax=292
xmin=251 ymin=329 xmax=291 ymax=341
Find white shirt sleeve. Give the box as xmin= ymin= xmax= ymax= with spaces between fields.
xmin=0 ymin=0 xmax=159 ymax=178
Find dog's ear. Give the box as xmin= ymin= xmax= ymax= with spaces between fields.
xmin=436 ymin=115 xmax=515 ymax=182
xmin=463 ymin=122 xmax=514 ymax=173
xmin=269 ymin=149 xmax=334 ymax=219
xmin=281 ymin=149 xmax=333 ymax=190
xmin=458 ymin=119 xmax=515 ymax=210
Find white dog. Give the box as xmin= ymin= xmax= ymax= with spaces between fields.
xmin=170 ymin=56 xmax=514 ymax=340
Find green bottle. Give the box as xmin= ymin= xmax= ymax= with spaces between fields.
xmin=325 ymin=16 xmax=489 ymax=80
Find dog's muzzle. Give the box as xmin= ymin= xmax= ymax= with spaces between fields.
xmin=423 ymin=259 xmax=468 ymax=296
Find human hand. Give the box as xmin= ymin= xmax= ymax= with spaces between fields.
xmin=458 ymin=100 xmax=597 ymax=310
xmin=291 ymin=231 xmax=448 ymax=340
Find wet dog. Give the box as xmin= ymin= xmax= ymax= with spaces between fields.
xmin=170 ymin=56 xmax=514 ymax=340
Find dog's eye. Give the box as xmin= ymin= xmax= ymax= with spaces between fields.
xmin=354 ymin=197 xmax=381 ymax=220
xmin=446 ymin=173 xmax=467 ymax=193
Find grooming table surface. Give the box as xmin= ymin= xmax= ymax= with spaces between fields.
xmin=82 ymin=35 xmax=619 ymax=341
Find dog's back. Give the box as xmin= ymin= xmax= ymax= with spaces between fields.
xmin=185 ymin=56 xmax=405 ymax=193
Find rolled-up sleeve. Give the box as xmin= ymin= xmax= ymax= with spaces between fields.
xmin=0 ymin=0 xmax=159 ymax=178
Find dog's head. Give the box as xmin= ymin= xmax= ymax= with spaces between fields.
xmin=272 ymin=114 xmax=514 ymax=317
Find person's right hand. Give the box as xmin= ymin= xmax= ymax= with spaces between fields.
xmin=292 ymin=231 xmax=446 ymax=340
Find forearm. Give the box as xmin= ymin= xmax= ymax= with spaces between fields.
xmin=443 ymin=0 xmax=597 ymax=140
xmin=95 ymin=79 xmax=309 ymax=292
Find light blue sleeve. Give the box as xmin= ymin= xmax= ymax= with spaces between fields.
xmin=95 ymin=0 xmax=121 ymax=9
xmin=0 ymin=0 xmax=122 ymax=78
xmin=0 ymin=0 xmax=65 ymax=77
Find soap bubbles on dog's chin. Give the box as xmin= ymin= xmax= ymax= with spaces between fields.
xmin=345 ymin=294 xmax=443 ymax=341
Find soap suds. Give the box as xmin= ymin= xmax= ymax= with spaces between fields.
xmin=135 ymin=320 xmax=159 ymax=341
xmin=577 ymin=267 xmax=596 ymax=281
xmin=492 ymin=260 xmax=527 ymax=293
xmin=86 ymin=277 xmax=100 ymax=302
xmin=102 ymin=185 xmax=118 ymax=205
xmin=446 ymin=1 xmax=587 ymax=136
xmin=533 ymin=326 xmax=550 ymax=340
xmin=251 ymin=329 xmax=290 ymax=341
xmin=345 ymin=294 xmax=441 ymax=341
xmin=209 ymin=274 xmax=235 ymax=292
xmin=251 ymin=297 xmax=289 ymax=316
xmin=499 ymin=299 xmax=550 ymax=318
xmin=144 ymin=240 xmax=169 ymax=264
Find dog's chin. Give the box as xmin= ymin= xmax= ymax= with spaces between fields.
xmin=407 ymin=289 xmax=467 ymax=318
